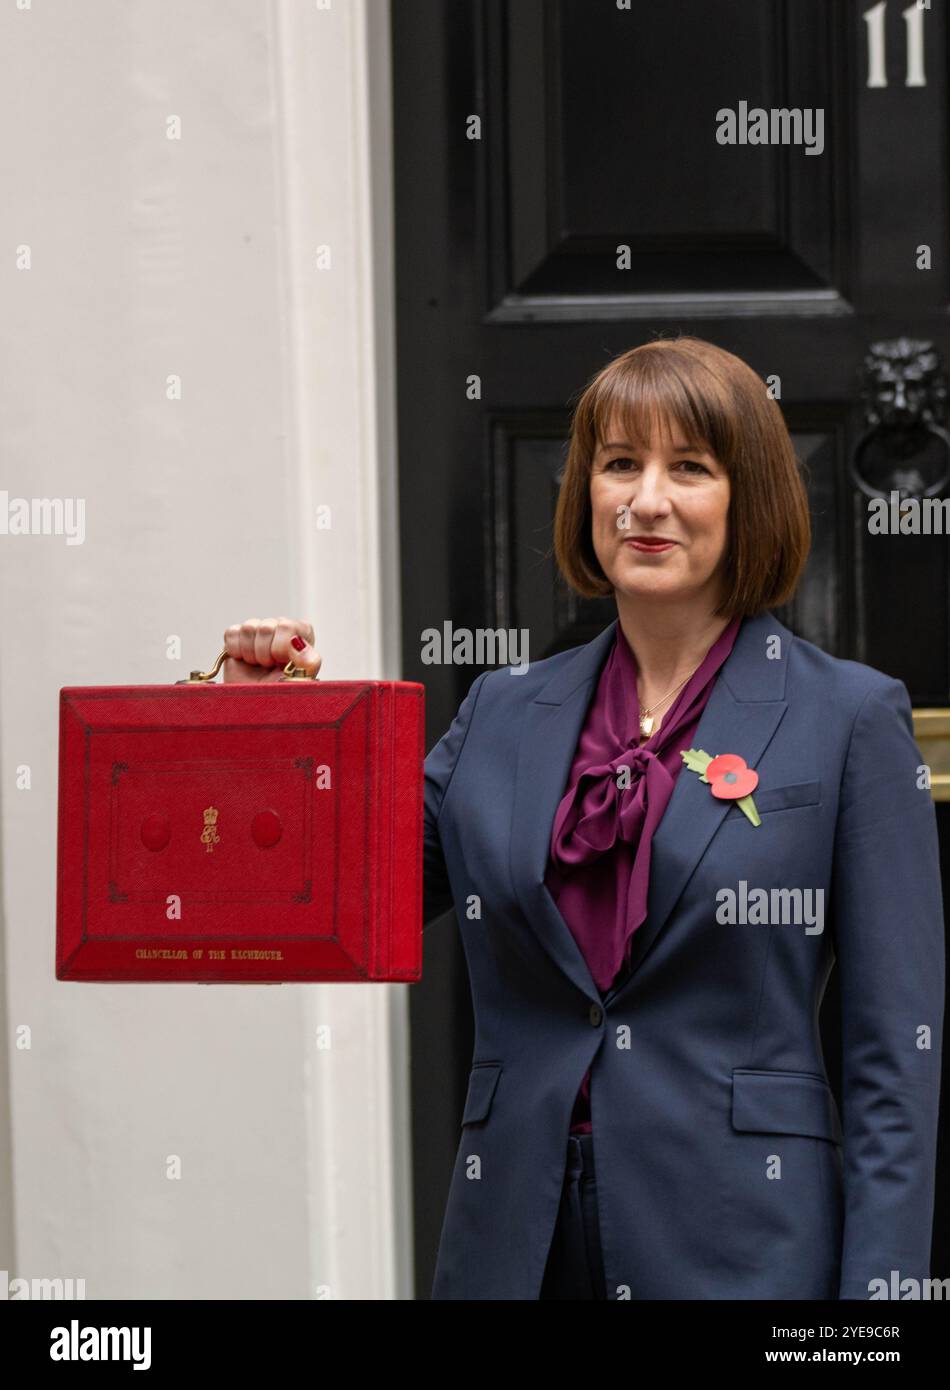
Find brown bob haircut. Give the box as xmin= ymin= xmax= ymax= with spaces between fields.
xmin=553 ymin=336 xmax=811 ymax=619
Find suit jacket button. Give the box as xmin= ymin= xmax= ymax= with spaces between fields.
xmin=589 ymin=1003 xmax=603 ymax=1027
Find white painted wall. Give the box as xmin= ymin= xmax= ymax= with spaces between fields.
xmin=0 ymin=0 xmax=409 ymax=1299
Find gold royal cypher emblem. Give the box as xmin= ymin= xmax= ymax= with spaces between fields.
xmin=201 ymin=805 xmax=221 ymax=853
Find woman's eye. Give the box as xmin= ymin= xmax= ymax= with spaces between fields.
xmin=603 ymin=457 xmax=710 ymax=474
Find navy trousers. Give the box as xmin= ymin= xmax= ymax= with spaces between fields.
xmin=539 ymin=1133 xmax=607 ymax=1300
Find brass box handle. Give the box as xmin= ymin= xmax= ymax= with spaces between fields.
xmin=179 ymin=648 xmax=315 ymax=684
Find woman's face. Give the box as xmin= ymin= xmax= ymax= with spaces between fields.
xmin=589 ymin=412 xmax=731 ymax=608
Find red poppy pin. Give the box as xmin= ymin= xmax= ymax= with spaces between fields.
xmin=680 ymin=749 xmax=761 ymax=826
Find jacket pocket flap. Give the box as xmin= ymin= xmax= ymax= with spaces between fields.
xmin=725 ymin=780 xmax=821 ymax=818
xmin=732 ymin=1068 xmax=843 ymax=1145
xmin=461 ymin=1062 xmax=503 ymax=1125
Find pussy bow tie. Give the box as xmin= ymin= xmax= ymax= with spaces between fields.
xmin=550 ymin=742 xmax=675 ymax=868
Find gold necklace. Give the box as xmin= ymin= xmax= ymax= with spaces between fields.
xmin=638 ymin=670 xmax=695 ymax=739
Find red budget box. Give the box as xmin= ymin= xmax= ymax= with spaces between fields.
xmin=55 ymin=653 xmax=424 ymax=983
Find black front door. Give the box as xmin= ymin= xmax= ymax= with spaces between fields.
xmin=393 ymin=0 xmax=950 ymax=1296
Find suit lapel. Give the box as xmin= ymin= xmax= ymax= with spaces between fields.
xmin=508 ymin=621 xmax=618 ymax=1000
xmin=509 ymin=609 xmax=791 ymax=1005
xmin=605 ymin=612 xmax=790 ymax=1001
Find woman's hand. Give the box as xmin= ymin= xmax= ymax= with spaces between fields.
xmin=221 ymin=617 xmax=322 ymax=682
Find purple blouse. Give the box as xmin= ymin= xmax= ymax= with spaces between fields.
xmin=545 ymin=615 xmax=743 ymax=1134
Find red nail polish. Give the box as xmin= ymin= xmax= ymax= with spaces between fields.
xmin=291 ymin=635 xmax=306 ymax=652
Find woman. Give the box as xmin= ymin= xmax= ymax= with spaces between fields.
xmin=222 ymin=337 xmax=945 ymax=1301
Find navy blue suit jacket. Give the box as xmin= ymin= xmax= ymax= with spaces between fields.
xmin=423 ymin=609 xmax=945 ymax=1299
